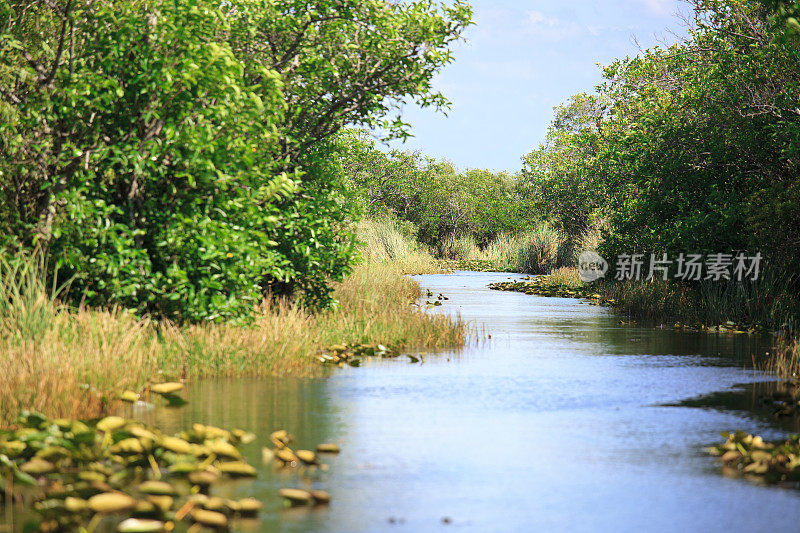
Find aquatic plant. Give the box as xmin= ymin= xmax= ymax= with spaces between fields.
xmin=708 ymin=431 xmax=800 ymax=484
xmin=0 ymin=413 xmax=262 ymax=531
xmin=766 ymin=329 xmax=800 ymax=379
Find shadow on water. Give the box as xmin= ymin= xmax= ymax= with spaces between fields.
xmin=667 ymin=380 xmax=800 ymax=434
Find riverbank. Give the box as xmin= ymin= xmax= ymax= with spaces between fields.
xmin=489 ymin=267 xmax=800 ymax=375
xmin=0 ymin=259 xmax=466 ymax=427
xmin=490 ymin=267 xmax=795 ymax=330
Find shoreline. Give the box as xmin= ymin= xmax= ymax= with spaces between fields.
xmin=0 ymin=262 xmax=466 ymax=429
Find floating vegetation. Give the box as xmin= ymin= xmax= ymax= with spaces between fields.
xmin=315 ymin=443 xmax=340 ymax=454
xmin=708 ymin=431 xmax=800 ymax=483
xmin=262 ymin=430 xmax=335 ymax=509
xmin=316 ymin=342 xmax=404 ymax=367
xmin=437 ymin=259 xmax=516 ymax=273
xmin=489 ymin=277 xmax=608 ymax=305
xmin=277 ymin=488 xmax=330 ymax=507
xmin=0 ymin=412 xmax=261 ymax=531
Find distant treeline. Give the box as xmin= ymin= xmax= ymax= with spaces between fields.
xmin=345 ymin=0 xmax=800 ymax=284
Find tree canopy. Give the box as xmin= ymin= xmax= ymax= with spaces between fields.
xmin=0 ymin=0 xmax=472 ymax=320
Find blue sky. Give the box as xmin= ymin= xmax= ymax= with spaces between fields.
xmin=386 ymin=0 xmax=688 ymax=172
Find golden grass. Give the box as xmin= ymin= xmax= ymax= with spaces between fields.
xmin=164 ymin=263 xmax=466 ymax=378
xmin=766 ymin=328 xmax=800 ymax=379
xmin=357 ymin=217 xmax=444 ymax=275
xmin=541 ymin=266 xmax=582 ymax=288
xmin=437 ymin=224 xmax=572 ymax=274
xmin=0 ymin=310 xmax=159 ymax=426
xmin=0 ymin=259 xmax=466 ymax=427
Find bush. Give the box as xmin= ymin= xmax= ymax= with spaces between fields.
xmin=0 ymin=0 xmax=472 ymax=321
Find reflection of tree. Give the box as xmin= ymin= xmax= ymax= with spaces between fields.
xmin=672 ymin=380 xmax=800 ymax=434
xmin=532 ymin=309 xmax=774 ymax=364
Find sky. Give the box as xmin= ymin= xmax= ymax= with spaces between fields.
xmin=385 ymin=0 xmax=689 ymax=172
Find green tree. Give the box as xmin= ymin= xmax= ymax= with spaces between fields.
xmin=520 ymin=93 xmax=609 ymax=237
xmin=0 ymin=0 xmax=473 ymax=318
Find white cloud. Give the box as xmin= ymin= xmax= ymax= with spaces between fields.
xmin=525 ymin=10 xmax=581 ymax=40
xmin=528 ymin=10 xmax=559 ymax=27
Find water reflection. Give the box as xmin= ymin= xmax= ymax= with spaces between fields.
xmin=126 ymin=271 xmax=799 ymax=532
xmin=669 ymin=381 xmax=800 ymax=434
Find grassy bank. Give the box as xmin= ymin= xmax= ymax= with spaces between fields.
xmin=436 ymin=223 xmax=576 ymax=274
xmin=0 ymin=254 xmax=466 ymax=427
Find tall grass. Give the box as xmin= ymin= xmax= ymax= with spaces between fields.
xmin=357 ymin=217 xmax=443 ymax=274
xmin=593 ymin=269 xmax=798 ymax=327
xmin=0 ymin=253 xmax=158 ymax=425
xmin=436 ymin=233 xmax=481 ymax=261
xmin=541 ymin=266 xmax=583 ymax=289
xmin=768 ymin=328 xmax=800 ymax=378
xmin=0 ymin=251 xmax=466 ymax=427
xmin=439 ymin=223 xmax=573 ymax=274
xmin=506 ymin=224 xmax=572 ymax=273
xmin=162 ymin=263 xmax=467 ymax=378
xmin=0 ymin=253 xmax=63 ymax=340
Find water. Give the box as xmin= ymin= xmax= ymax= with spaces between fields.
xmin=144 ymin=271 xmax=798 ymax=532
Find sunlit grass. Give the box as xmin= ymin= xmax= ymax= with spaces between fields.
xmin=592 ymin=271 xmax=797 ymax=327
xmin=0 ymin=251 xmax=466 ymax=427
xmin=766 ymin=328 xmax=800 ymax=379
xmin=437 ymin=223 xmax=573 ymax=274
xmin=357 ymin=217 xmax=444 ymax=274
xmin=540 ymin=267 xmax=582 ymax=289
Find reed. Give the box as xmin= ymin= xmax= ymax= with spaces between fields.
xmin=446 ymin=223 xmax=573 ymax=274
xmin=767 ymin=329 xmax=800 ymax=379
xmin=0 ymin=251 xmax=466 ymax=427
xmin=593 ymin=270 xmax=797 ymax=327
xmin=357 ymin=217 xmax=443 ymax=274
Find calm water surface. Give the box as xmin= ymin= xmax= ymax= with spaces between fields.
xmin=142 ymin=271 xmax=798 ymax=532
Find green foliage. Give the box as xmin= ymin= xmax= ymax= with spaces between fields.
xmin=227 ymin=0 xmax=474 ymax=157
xmin=521 ymin=0 xmax=800 ymax=281
xmin=598 ymin=0 xmax=800 ymax=267
xmin=338 ymin=130 xmax=528 ymax=249
xmin=0 ymin=0 xmax=471 ymax=320
xmin=520 ymin=93 xmax=609 ymax=237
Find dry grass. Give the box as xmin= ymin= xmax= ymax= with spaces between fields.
xmin=0 ymin=254 xmax=466 ymax=427
xmin=438 ymin=223 xmax=573 ymax=274
xmin=0 ymin=310 xmax=159 ymax=425
xmin=165 ymin=263 xmax=467 ymax=378
xmin=766 ymin=328 xmax=800 ymax=379
xmin=541 ymin=267 xmax=582 ymax=289
xmin=357 ymin=217 xmax=444 ymax=275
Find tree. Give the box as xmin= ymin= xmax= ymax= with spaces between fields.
xmin=0 ymin=0 xmax=473 ymax=319
xmin=520 ymin=94 xmax=609 ymax=237
xmin=226 ymin=0 xmax=474 ymax=163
